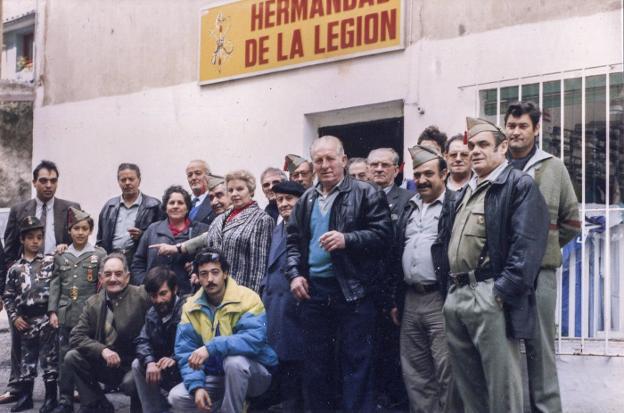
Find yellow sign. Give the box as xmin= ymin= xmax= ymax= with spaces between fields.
xmin=199 ymin=0 xmax=404 ymax=84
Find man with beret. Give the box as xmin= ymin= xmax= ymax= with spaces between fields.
xmin=261 ymin=181 xmax=306 ymax=411
xmin=286 ymin=136 xmax=393 ymax=412
xmin=185 ymin=160 xmax=216 ymax=226
xmin=207 ymin=174 xmax=232 ymax=217
xmin=390 ymin=145 xmax=455 ymax=413
xmin=505 ymin=101 xmax=580 ymax=413
xmin=432 ymin=117 xmax=549 ymax=413
xmin=2 ymin=160 xmax=79 ymax=405
xmin=96 ymin=163 xmax=161 ymax=264
xmin=366 ymin=147 xmax=412 ymax=410
xmin=284 ymin=154 xmax=314 ymax=189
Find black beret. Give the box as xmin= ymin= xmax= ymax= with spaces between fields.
xmin=273 ymin=181 xmax=305 ymax=197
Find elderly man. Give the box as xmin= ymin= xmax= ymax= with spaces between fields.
xmin=206 ymin=174 xmax=231 ymax=216
xmin=63 ymin=253 xmax=150 ymax=413
xmin=132 ymin=267 xmax=185 ymax=413
xmin=261 ymin=181 xmax=306 ymax=411
xmin=433 ymin=117 xmax=549 ymax=413
xmin=286 ymin=136 xmax=393 ymax=412
xmin=366 ymin=147 xmax=412 ymax=409
xmin=96 ymin=163 xmax=161 ymax=263
xmin=168 ymin=248 xmax=277 ymax=413
xmin=505 ymin=101 xmax=580 ymax=413
xmin=284 ymin=154 xmax=314 ymax=189
xmin=445 ymin=134 xmax=472 ymax=190
xmin=1 ymin=160 xmax=80 ymax=405
xmin=391 ymin=146 xmax=454 ymax=413
xmin=260 ymin=167 xmax=288 ymax=222
xmin=346 ymin=157 xmax=369 ymax=181
xmin=185 ymin=160 xmax=216 ymax=225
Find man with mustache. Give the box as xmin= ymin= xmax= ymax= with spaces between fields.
xmin=390 ymin=145 xmax=455 ymax=413
xmin=62 ymin=253 xmax=150 ymax=412
xmin=132 ymin=267 xmax=186 ymax=413
xmin=444 ymin=134 xmax=473 ymax=190
xmin=505 ymin=101 xmax=580 ymax=413
xmin=168 ymin=248 xmax=277 ymax=413
xmin=206 ymin=174 xmax=231 ymax=216
xmin=432 ymin=117 xmax=549 ymax=413
xmin=1 ymin=160 xmax=80 ymax=406
xmin=97 ymin=163 xmax=162 ymax=264
xmin=185 ymin=160 xmax=216 ymax=226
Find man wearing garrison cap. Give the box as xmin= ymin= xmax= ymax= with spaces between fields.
xmin=389 ymin=145 xmax=455 ymax=412
xmin=284 ymin=154 xmax=314 ymax=189
xmin=431 ymin=117 xmax=549 ymax=413
xmin=206 ymin=174 xmax=231 ymax=217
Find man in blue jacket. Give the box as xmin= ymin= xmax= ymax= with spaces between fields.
xmin=168 ymin=248 xmax=277 ymax=413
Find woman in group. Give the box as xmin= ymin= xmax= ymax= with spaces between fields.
xmin=151 ymin=170 xmax=274 ymax=293
xmin=132 ymin=185 xmax=209 ymax=295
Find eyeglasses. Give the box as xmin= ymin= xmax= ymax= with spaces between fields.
xmin=262 ymin=180 xmax=283 ymax=189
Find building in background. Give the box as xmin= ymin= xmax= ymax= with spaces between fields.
xmin=3 ymin=0 xmax=624 ymax=410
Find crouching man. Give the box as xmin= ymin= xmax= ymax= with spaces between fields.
xmin=132 ymin=267 xmax=186 ymax=413
xmin=168 ymin=248 xmax=277 ymax=413
xmin=64 ymin=253 xmax=151 ymax=412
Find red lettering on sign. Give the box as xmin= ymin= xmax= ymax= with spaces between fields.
xmin=277 ymin=32 xmax=288 ymax=61
xmin=380 ymin=9 xmax=396 ymax=41
xmin=364 ymin=13 xmax=378 ymax=44
xmin=291 ymin=29 xmax=304 ymax=58
xmin=326 ymin=20 xmax=339 ymax=51
xmin=340 ymin=18 xmax=354 ymax=48
xmin=245 ymin=38 xmax=257 ymax=66
xmin=264 ymin=0 xmax=276 ymax=28
xmin=276 ymin=0 xmax=290 ymax=25
xmin=251 ymin=3 xmax=263 ymax=31
xmin=314 ymin=24 xmax=325 ymax=53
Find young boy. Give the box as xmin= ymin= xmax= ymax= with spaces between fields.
xmin=2 ymin=216 xmax=58 ymax=413
xmin=48 ymin=207 xmax=107 ymax=413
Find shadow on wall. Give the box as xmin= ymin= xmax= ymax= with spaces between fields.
xmin=0 ymin=101 xmax=32 ymax=207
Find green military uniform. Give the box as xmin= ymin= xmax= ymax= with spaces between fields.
xmin=48 ymin=243 xmax=106 ymax=406
xmin=443 ymin=118 xmax=524 ymax=413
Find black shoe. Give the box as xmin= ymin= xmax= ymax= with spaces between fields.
xmin=77 ymin=397 xmax=114 ymax=413
xmin=10 ymin=393 xmax=33 ymax=412
xmin=0 ymin=391 xmax=19 ymax=405
xmin=50 ymin=402 xmax=73 ymax=413
xmin=40 ymin=381 xmax=59 ymax=413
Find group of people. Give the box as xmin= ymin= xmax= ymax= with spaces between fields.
xmin=0 ymin=100 xmax=580 ymax=413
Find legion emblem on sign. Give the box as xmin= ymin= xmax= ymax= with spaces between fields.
xmin=209 ymin=12 xmax=234 ymax=73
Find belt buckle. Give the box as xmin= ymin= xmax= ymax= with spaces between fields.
xmin=414 ymin=283 xmax=425 ymax=294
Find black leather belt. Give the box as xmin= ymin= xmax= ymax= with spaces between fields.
xmin=449 ymin=268 xmax=494 ymax=288
xmin=407 ymin=282 xmax=439 ymax=294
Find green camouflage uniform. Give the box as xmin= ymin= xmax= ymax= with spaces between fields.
xmin=2 ymin=254 xmax=58 ymax=383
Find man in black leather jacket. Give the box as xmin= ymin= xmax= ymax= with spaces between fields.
xmin=132 ymin=267 xmax=184 ymax=413
xmin=96 ymin=163 xmax=162 ymax=263
xmin=432 ymin=117 xmax=549 ymax=413
xmin=286 ymin=136 xmax=393 ymax=413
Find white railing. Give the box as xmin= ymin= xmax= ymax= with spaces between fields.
xmin=556 ymin=206 xmax=624 ymax=356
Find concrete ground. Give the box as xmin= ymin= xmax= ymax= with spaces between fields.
xmin=0 ymin=309 xmax=131 ymax=413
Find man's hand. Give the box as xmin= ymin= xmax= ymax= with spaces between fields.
xmin=149 ymin=243 xmax=178 ymax=256
xmin=189 ymin=346 xmax=209 ymax=370
xmin=190 ymin=273 xmax=199 ymax=285
xmin=14 ymin=316 xmax=29 ymax=331
xmin=390 ymin=307 xmax=400 ymax=327
xmin=146 ymin=362 xmax=161 ymax=385
xmin=184 ymin=262 xmax=193 ymax=273
xmin=319 ymin=231 xmax=346 ymax=252
xmin=101 ymin=348 xmax=121 ymax=368
xmin=157 ymin=357 xmax=176 ymax=370
xmin=194 ymin=388 xmax=212 ymax=412
xmin=49 ymin=312 xmax=59 ymax=329
xmin=127 ymin=227 xmax=143 ymax=241
xmin=290 ymin=276 xmax=310 ymax=301
xmin=55 ymin=243 xmax=69 ymax=255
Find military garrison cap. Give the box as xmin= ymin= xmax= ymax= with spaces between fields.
xmin=19 ymin=216 xmax=44 ymax=234
xmin=466 ymin=117 xmax=506 ymax=140
xmin=408 ymin=144 xmax=443 ymax=169
xmin=283 ymin=154 xmax=308 ymax=175
xmin=207 ymin=174 xmax=225 ymax=191
xmin=67 ymin=207 xmax=90 ymax=229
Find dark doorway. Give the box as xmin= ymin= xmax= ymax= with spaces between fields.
xmin=319 ymin=117 xmax=405 ymax=185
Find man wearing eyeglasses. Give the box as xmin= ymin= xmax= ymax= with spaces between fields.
xmin=168 ymin=248 xmax=277 ymax=413
xmin=260 ymin=167 xmax=287 ymax=222
xmin=284 ymin=154 xmax=314 ymax=189
xmin=444 ymin=134 xmax=473 ymax=191
xmin=0 ymin=160 xmax=80 ymax=405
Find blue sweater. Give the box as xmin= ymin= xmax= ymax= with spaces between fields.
xmin=308 ymin=198 xmax=334 ymax=277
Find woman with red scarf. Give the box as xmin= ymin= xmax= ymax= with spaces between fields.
xmin=131 ymin=185 xmax=209 ymax=294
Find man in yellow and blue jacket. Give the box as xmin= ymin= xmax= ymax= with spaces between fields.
xmin=168 ymin=248 xmax=277 ymax=413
